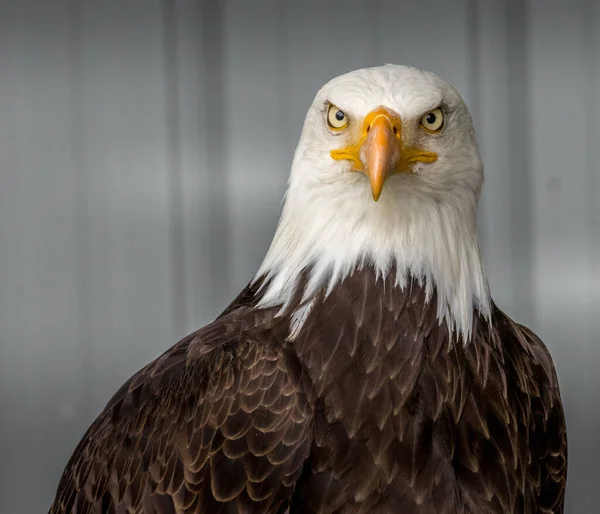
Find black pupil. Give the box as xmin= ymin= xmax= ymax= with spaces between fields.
xmin=426 ymin=112 xmax=437 ymax=124
xmin=335 ymin=110 xmax=345 ymax=121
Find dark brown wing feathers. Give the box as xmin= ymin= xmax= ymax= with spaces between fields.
xmin=49 ymin=267 xmax=566 ymax=513
xmin=49 ymin=307 xmax=315 ymax=514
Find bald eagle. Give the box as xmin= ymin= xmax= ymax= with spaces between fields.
xmin=49 ymin=65 xmax=567 ymax=514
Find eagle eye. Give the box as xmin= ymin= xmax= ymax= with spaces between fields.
xmin=327 ymin=104 xmax=349 ymax=130
xmin=420 ymin=108 xmax=444 ymax=132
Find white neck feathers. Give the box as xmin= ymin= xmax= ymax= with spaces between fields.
xmin=253 ymin=158 xmax=491 ymax=344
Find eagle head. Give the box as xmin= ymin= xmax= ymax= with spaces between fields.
xmin=255 ymin=64 xmax=491 ymax=343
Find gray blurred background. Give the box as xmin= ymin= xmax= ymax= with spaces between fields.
xmin=0 ymin=0 xmax=598 ymax=512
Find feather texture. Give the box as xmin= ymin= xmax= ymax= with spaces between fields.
xmin=286 ymin=267 xmax=567 ymax=513
xmin=49 ymin=302 xmax=315 ymax=514
xmin=49 ymin=267 xmax=566 ymax=513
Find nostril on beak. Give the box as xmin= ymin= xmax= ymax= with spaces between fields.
xmin=366 ymin=125 xmax=371 ymax=134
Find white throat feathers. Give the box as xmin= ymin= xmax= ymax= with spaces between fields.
xmin=252 ymin=64 xmax=491 ymax=343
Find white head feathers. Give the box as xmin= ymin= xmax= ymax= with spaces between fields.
xmin=253 ymin=64 xmax=491 ymax=343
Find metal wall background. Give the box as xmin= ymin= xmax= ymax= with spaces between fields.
xmin=0 ymin=1 xmax=597 ymax=512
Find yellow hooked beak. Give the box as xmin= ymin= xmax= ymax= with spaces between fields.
xmin=330 ymin=107 xmax=438 ymax=201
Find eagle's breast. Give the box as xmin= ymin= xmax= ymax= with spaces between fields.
xmin=283 ymin=266 xmax=547 ymax=514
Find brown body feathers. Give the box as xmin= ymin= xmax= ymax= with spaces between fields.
xmin=49 ymin=267 xmax=567 ymax=513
